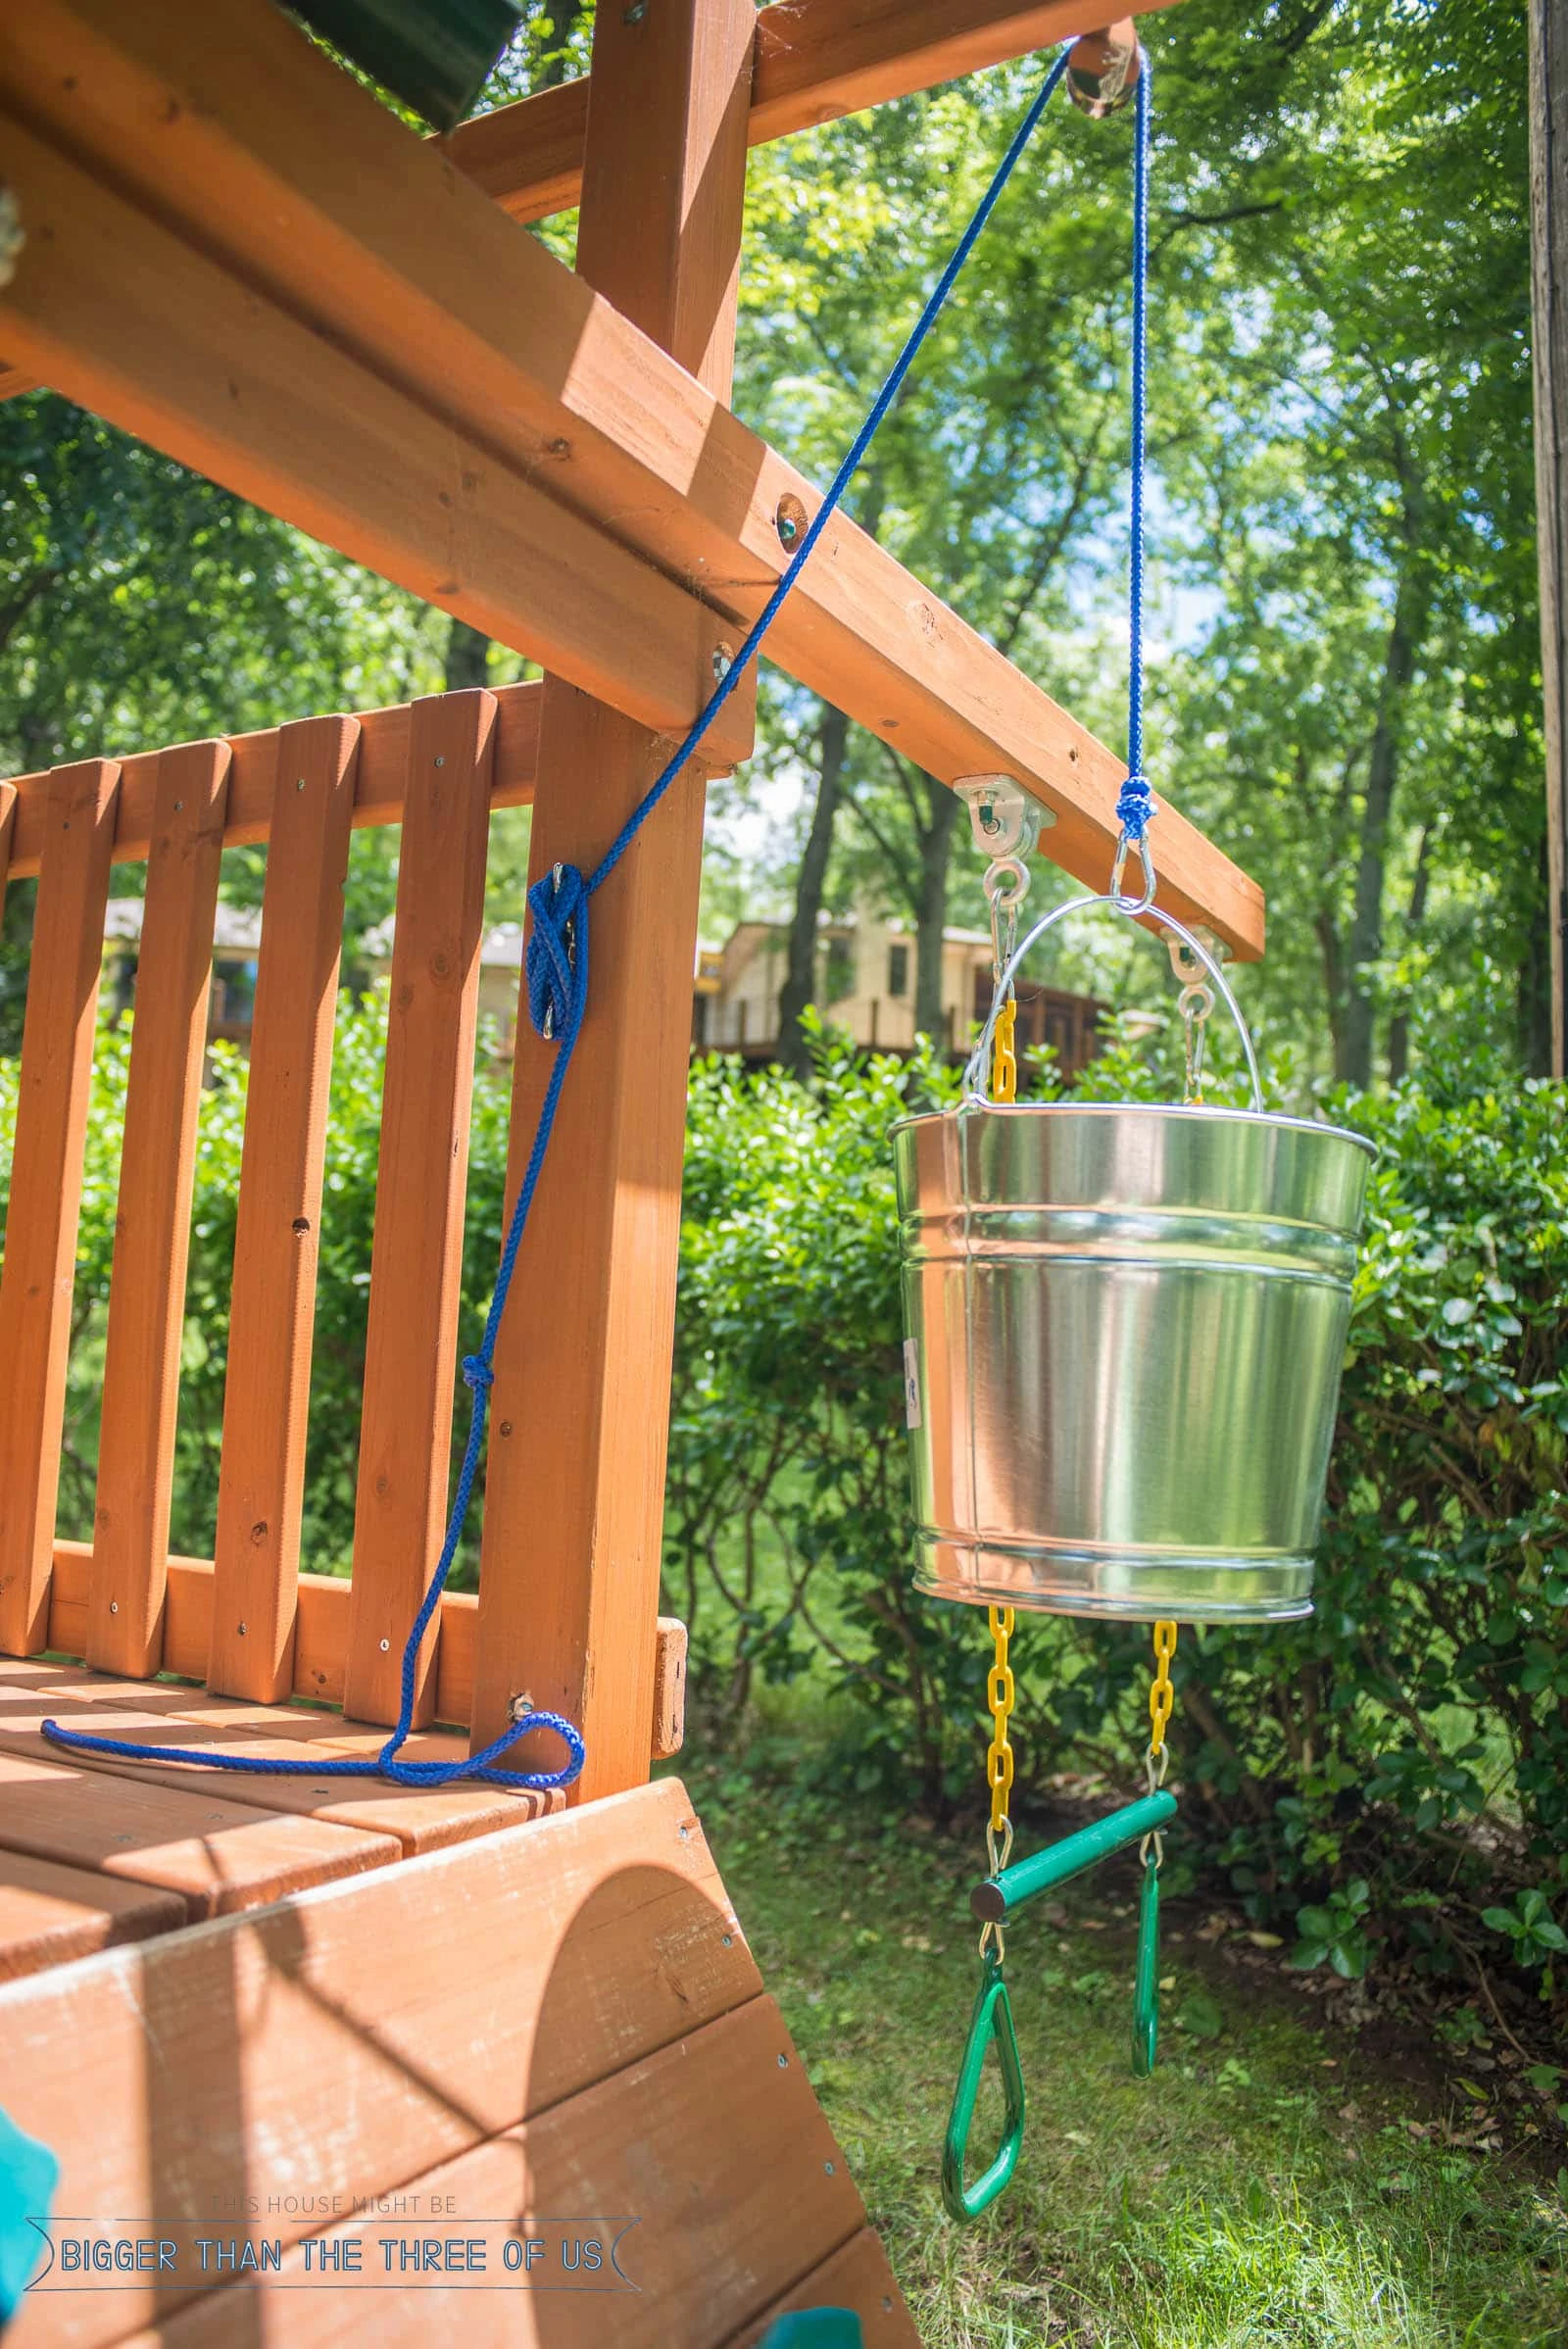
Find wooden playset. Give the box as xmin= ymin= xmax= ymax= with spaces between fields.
xmin=0 ymin=1 xmax=1300 ymax=2339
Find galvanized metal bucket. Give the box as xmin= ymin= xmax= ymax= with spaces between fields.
xmin=892 ymin=897 xmax=1374 ymax=1624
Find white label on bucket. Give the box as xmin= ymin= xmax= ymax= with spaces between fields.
xmin=903 ymin=1339 xmax=922 ymax=1430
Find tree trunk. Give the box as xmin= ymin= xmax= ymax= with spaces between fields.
xmin=1529 ymin=0 xmax=1568 ymax=1076
xmin=776 ymin=701 xmax=850 ymax=1078
xmin=444 ymin=617 xmax=492 ymax=692
xmin=913 ymin=780 xmax=958 ymax=1042
xmin=1341 ymin=540 xmax=1429 ymax=1090
xmin=1386 ymin=824 xmax=1431 ymax=1085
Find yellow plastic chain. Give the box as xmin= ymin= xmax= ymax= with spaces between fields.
xmin=991 ymin=996 xmax=1018 ymax=1102
xmin=986 ymin=1604 xmax=1016 ymax=1834
xmin=1148 ymin=1619 xmax=1178 ymax=1755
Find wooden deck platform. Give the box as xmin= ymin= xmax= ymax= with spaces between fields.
xmin=0 ymin=1661 xmax=919 ymax=2345
xmin=0 ymin=1654 xmax=561 ymax=1980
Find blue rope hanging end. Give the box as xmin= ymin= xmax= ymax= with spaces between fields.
xmin=41 ymin=41 xmax=1085 ymax=1805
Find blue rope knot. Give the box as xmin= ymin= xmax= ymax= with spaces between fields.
xmin=525 ymin=862 xmax=589 ymax=1046
xmin=461 ymin=1354 xmax=493 ymax=1394
xmin=1116 ymin=773 xmax=1154 ymax=842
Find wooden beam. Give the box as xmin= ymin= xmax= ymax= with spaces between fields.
xmin=44 ymin=1543 xmax=690 ymax=1758
xmin=0 ymin=0 xmax=1262 ymax=955
xmin=471 ymin=0 xmax=757 ymax=1796
xmin=0 ymin=113 xmax=752 ymax=772
xmin=1531 ymin=0 xmax=1568 ymax=1075
xmin=445 ymin=0 xmax=1186 ymax=224
xmin=0 ymin=683 xmax=542 ymax=879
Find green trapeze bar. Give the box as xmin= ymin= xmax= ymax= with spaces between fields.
xmin=969 ymin=1791 xmax=1177 ymax=1924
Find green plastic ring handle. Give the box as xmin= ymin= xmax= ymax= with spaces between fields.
xmin=941 ymin=1949 xmax=1026 ymax=2222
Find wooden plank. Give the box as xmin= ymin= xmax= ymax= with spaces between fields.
xmin=471 ymin=0 xmax=756 ymax=1793
xmin=1532 ymin=0 xmax=1568 ymax=1074
xmin=121 ymin=1998 xmax=867 ymax=2349
xmin=0 ymin=110 xmax=751 ymax=774
xmin=0 ymin=1751 xmax=399 ymax=1918
xmin=0 ymin=759 xmax=120 ymax=1656
xmin=209 ymin=716 xmax=359 ymax=1701
xmin=345 ymin=692 xmax=494 ymax=1726
xmin=45 ymin=1543 xmax=687 ymax=1750
xmin=0 ymin=1778 xmax=758 ymax=2349
xmin=0 ymin=359 xmax=40 ymax=401
xmin=0 ymin=777 xmax=14 ymax=894
xmin=449 ymin=0 xmax=1186 ymax=222
xmin=0 ymin=1687 xmax=554 ymax=1857
xmin=89 ymin=740 xmax=230 ymax=1676
xmin=0 ymin=0 xmax=1261 ymax=957
xmin=0 ymin=681 xmax=542 ymax=879
xmin=725 ymin=2229 xmax=919 ymax=2349
xmin=0 ymin=1849 xmax=185 ymax=1984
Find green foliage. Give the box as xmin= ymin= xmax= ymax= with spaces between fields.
xmin=1481 ymin=1890 xmax=1568 ymax=1977
xmin=1292 ymin=1880 xmax=1372 ymax=1982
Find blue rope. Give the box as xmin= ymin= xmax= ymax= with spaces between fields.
xmin=42 ymin=36 xmax=1152 ymax=1795
xmin=1115 ymin=59 xmax=1154 ymax=845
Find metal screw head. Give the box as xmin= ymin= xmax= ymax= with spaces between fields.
xmin=774 ymin=492 xmax=808 ymax=549
xmin=109 ymin=1600 xmax=119 ymax=1615
xmin=711 ymin=644 xmax=734 ymax=683
xmin=434 ymin=756 xmax=445 ymax=767
xmin=623 ymin=0 xmax=647 ymax=19
xmin=295 ymin=776 xmax=307 ymax=792
xmin=172 ymin=799 xmax=184 ymax=812
xmin=379 ymin=1638 xmax=390 ymax=1652
xmin=236 ymin=1621 xmax=247 ymax=1636
xmin=824 ymin=2161 xmax=835 ymax=2176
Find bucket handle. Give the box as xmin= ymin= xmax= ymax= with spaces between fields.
xmin=962 ymin=891 xmax=1263 ymax=1113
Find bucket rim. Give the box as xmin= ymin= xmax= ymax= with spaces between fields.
xmin=889 ymin=1099 xmax=1377 ymax=1160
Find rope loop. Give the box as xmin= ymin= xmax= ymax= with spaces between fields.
xmin=525 ymin=861 xmax=589 ymax=1045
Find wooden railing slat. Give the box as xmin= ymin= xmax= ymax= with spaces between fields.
xmin=208 ymin=716 xmax=359 ymax=1700
xmin=0 ymin=759 xmax=120 ymax=1655
xmin=88 ymin=741 xmax=230 ymax=1676
xmin=344 ymin=691 xmax=494 ymax=1727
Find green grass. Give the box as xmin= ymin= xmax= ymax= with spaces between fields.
xmin=693 ymin=1772 xmax=1568 ymax=2349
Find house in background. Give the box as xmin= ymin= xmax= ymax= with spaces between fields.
xmin=694 ymin=904 xmax=1104 ymax=1076
xmin=103 ymin=897 xmax=264 ymax=1046
xmin=102 ymin=897 xmax=1104 ymax=1078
